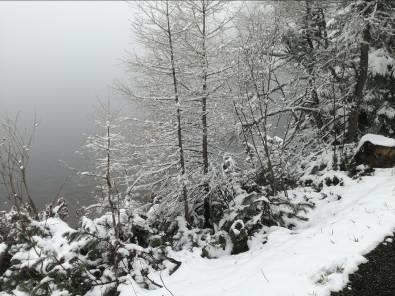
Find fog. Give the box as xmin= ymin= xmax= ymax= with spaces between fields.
xmin=0 ymin=1 xmax=140 ymax=222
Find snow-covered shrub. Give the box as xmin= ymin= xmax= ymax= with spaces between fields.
xmin=0 ymin=208 xmax=183 ymax=295
xmin=347 ymin=164 xmax=375 ymax=179
xmin=70 ymin=212 xmax=181 ymax=291
xmin=0 ymin=211 xmax=13 ymax=277
xmin=201 ymin=230 xmax=231 ymax=258
xmin=170 ymin=155 xmax=315 ymax=256
xmin=0 ymin=209 xmax=50 ymax=294
xmin=39 ymin=197 xmax=69 ymax=221
xmin=297 ymin=144 xmax=372 ymax=185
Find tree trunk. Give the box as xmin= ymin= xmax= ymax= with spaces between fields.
xmin=106 ymin=123 xmax=119 ymax=240
xmin=21 ymin=168 xmax=38 ymax=220
xmin=201 ymin=0 xmax=211 ymax=229
xmin=166 ymin=1 xmax=190 ymax=224
xmin=305 ymin=0 xmax=323 ymax=129
xmin=347 ymin=23 xmax=370 ymax=142
xmin=310 ymin=82 xmax=324 ymax=129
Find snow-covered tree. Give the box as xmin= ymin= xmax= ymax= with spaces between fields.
xmin=122 ymin=1 xmax=237 ymax=227
xmin=331 ymin=0 xmax=395 ymax=140
xmin=81 ymin=102 xmax=132 ymax=239
xmin=230 ymin=3 xmax=304 ymax=194
xmin=174 ymin=0 xmax=236 ymax=227
xmin=120 ymin=1 xmax=195 ymax=223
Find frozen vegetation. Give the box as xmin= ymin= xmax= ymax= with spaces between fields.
xmin=0 ymin=1 xmax=394 ymax=295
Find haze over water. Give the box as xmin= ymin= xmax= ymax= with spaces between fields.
xmin=0 ymin=1 xmax=139 ymax=223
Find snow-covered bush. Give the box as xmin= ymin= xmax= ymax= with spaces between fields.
xmin=154 ymin=154 xmax=315 ymax=257
xmin=39 ymin=198 xmax=69 ymax=221
xmin=0 ymin=208 xmax=183 ymax=295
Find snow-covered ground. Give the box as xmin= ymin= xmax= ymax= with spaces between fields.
xmin=121 ymin=169 xmax=395 ymax=296
xmin=2 ymin=169 xmax=395 ymax=296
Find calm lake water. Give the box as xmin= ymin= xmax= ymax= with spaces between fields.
xmin=0 ymin=2 xmax=141 ymax=224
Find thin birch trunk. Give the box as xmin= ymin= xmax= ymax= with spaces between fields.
xmin=165 ymin=0 xmax=190 ymax=224
xmin=201 ymin=0 xmax=211 ymax=228
xmin=347 ymin=22 xmax=370 ymax=142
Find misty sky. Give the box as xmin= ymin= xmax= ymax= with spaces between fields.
xmin=0 ymin=1 xmax=139 ymax=215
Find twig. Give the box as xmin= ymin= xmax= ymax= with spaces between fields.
xmin=261 ymin=268 xmax=270 ymax=283
xmin=159 ymin=271 xmax=176 ymax=296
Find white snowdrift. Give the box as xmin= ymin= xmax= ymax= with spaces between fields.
xmin=124 ymin=169 xmax=395 ymax=296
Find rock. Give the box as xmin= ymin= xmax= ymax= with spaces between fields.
xmin=354 ymin=134 xmax=395 ymax=168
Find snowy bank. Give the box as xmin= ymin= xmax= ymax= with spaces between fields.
xmin=126 ymin=169 xmax=395 ymax=296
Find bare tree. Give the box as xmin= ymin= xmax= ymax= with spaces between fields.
xmin=120 ymin=1 xmax=193 ymax=223
xmin=177 ymin=0 xmax=235 ymax=227
xmin=232 ymin=4 xmax=289 ymax=194
xmin=0 ymin=115 xmax=38 ymax=219
xmin=81 ymin=101 xmax=132 ymax=239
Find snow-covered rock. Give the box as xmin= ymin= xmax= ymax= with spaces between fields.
xmin=354 ymin=134 xmax=395 ymax=168
xmin=356 ymin=133 xmax=395 ymax=152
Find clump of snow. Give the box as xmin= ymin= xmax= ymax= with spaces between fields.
xmin=377 ymin=104 xmax=395 ymax=119
xmin=230 ymin=220 xmax=244 ymax=236
xmin=369 ymin=48 xmax=395 ymax=78
xmin=130 ymin=169 xmax=395 ymax=296
xmin=0 ymin=243 xmax=7 ymax=254
xmin=356 ymin=133 xmax=395 ymax=152
xmin=0 ymin=291 xmax=30 ymax=296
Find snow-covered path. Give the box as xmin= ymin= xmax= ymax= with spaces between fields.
xmin=126 ymin=169 xmax=395 ymax=296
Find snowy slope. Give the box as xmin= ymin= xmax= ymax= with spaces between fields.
xmin=122 ymin=169 xmax=395 ymax=296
